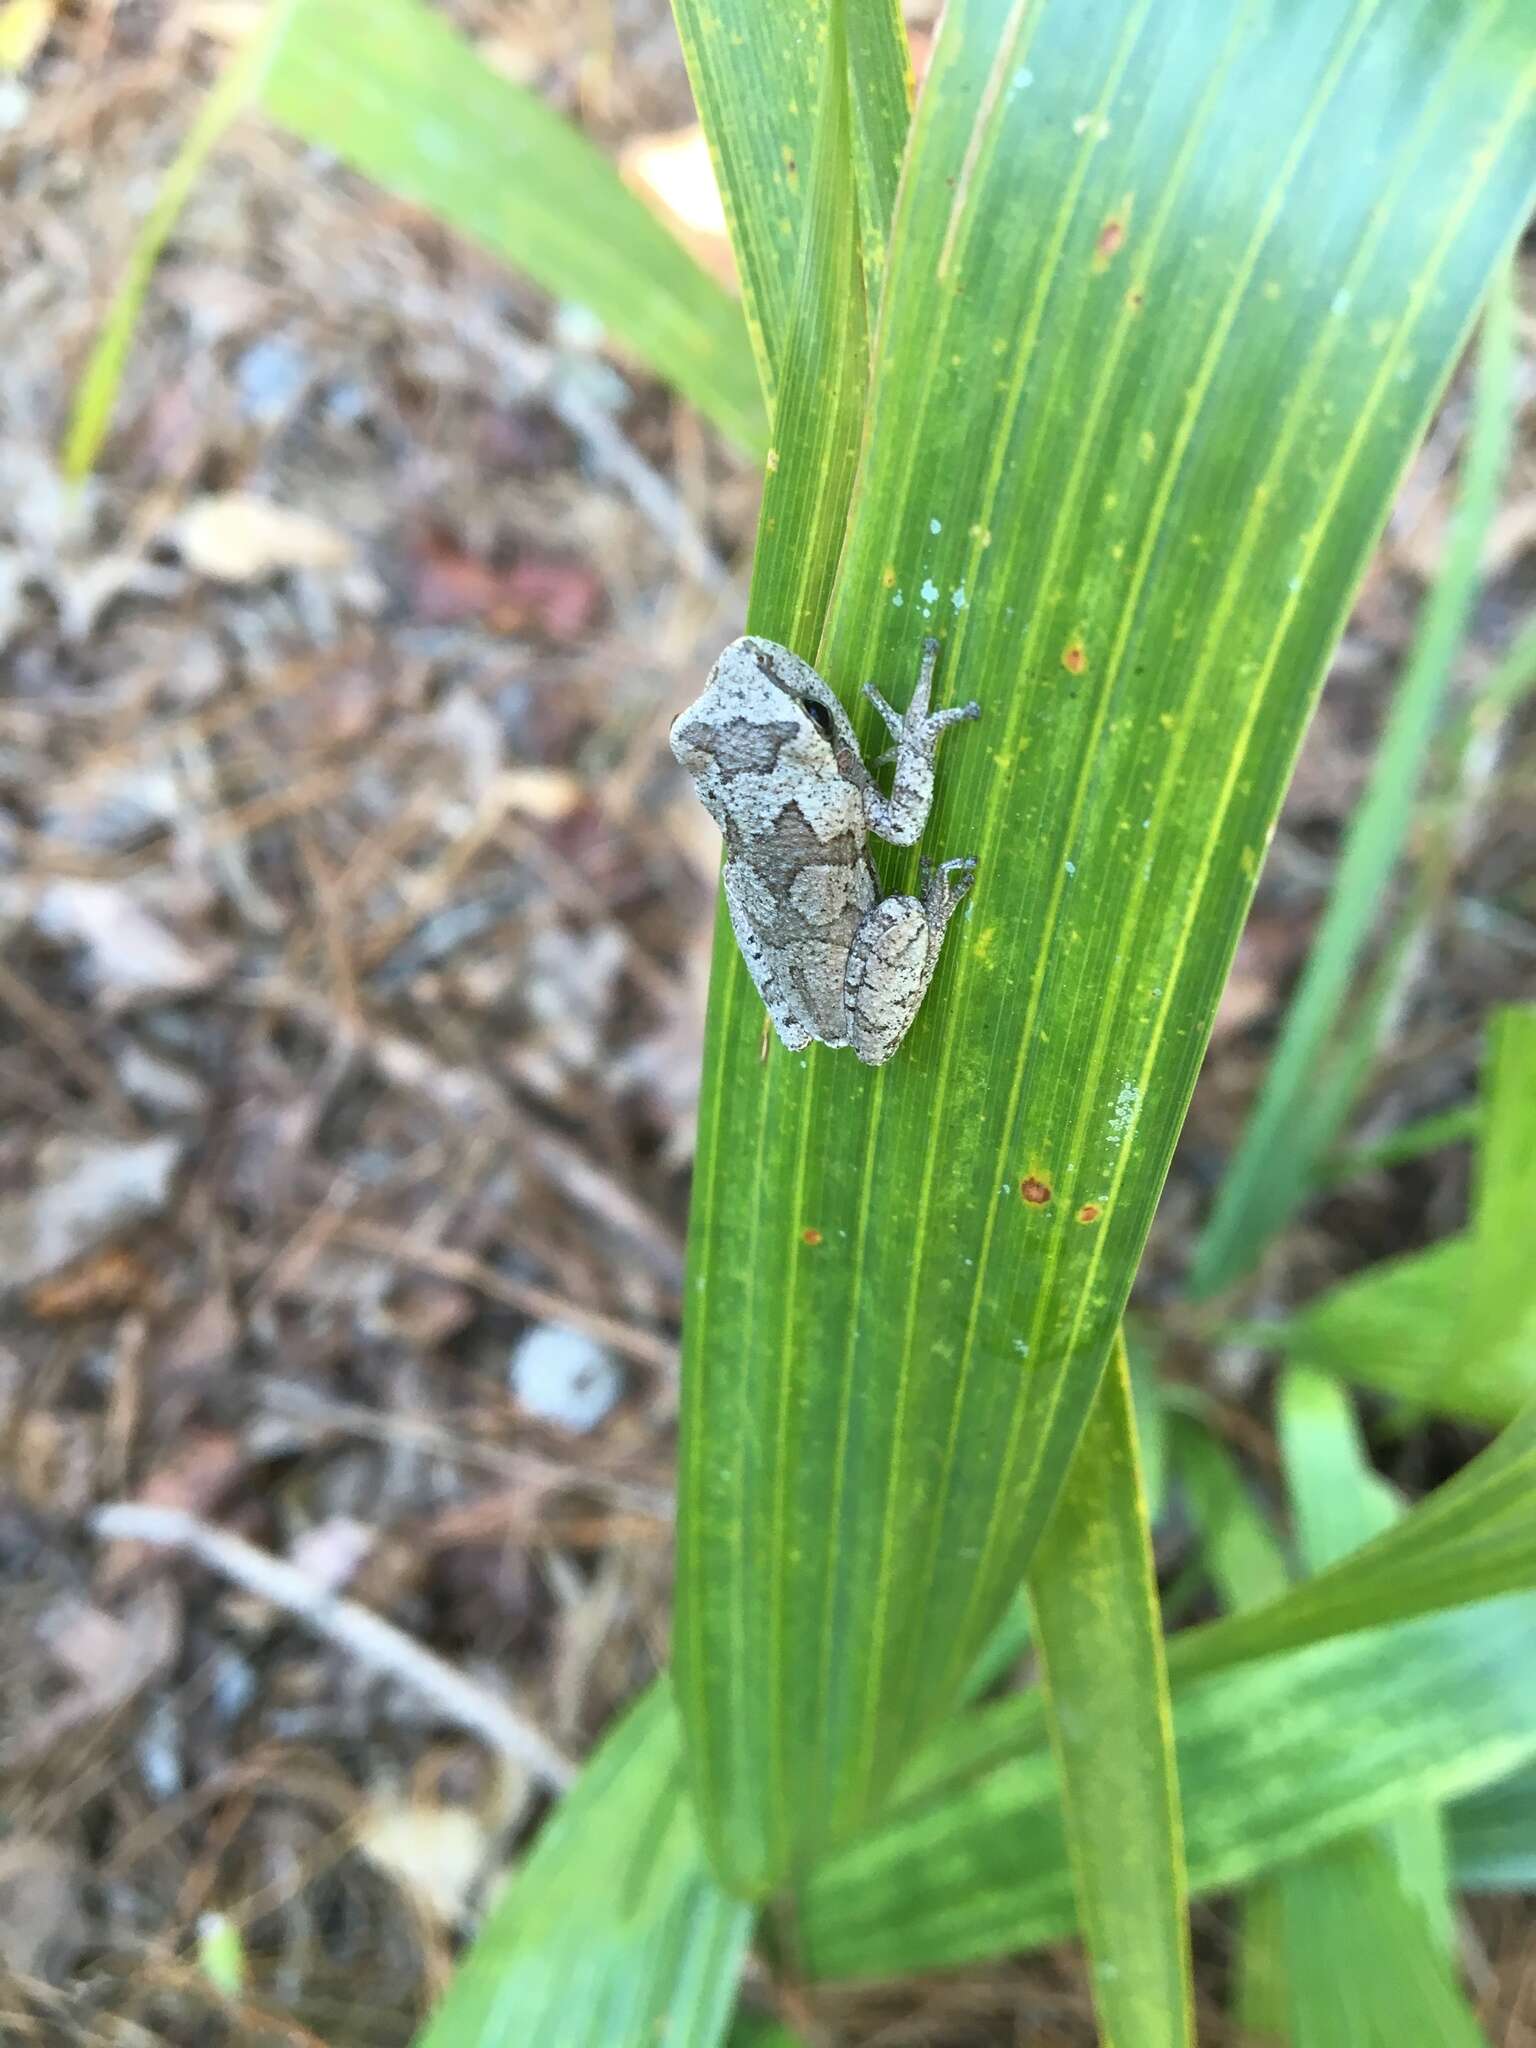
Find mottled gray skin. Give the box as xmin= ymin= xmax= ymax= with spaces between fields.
xmin=669 ymin=634 xmax=980 ymax=1065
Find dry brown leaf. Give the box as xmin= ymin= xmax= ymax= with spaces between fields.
xmin=355 ymin=1794 xmax=500 ymax=1926
xmin=174 ymin=493 xmax=356 ymax=583
xmin=25 ymin=1244 xmax=158 ymax=1321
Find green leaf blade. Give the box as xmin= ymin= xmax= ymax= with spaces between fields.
xmin=795 ymin=1592 xmax=1536 ymax=1983
xmin=1191 ymin=263 xmax=1520 ymax=1299
xmin=677 ymin=0 xmax=1536 ymax=1890
xmin=412 ymin=1685 xmax=751 ymax=2048
xmin=260 ymin=0 xmax=766 ymax=455
xmin=1028 ymin=1338 xmax=1192 ymax=2048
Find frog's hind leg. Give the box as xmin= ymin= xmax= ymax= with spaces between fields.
xmin=844 ymin=856 xmax=976 ymax=1066
xmin=722 ymin=862 xmax=815 ymax=1050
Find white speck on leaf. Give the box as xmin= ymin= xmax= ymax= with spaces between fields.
xmin=951 ymin=585 xmax=967 ymax=611
xmin=1010 ymin=66 xmax=1034 ymax=92
xmin=892 ymin=590 xmax=904 ymax=606
xmin=929 ymin=517 xmax=942 ymax=534
xmin=920 ymin=578 xmax=939 ymax=604
xmin=1109 ymin=1078 xmax=1140 ymax=1144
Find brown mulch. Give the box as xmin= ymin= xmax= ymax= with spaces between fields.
xmin=0 ymin=5 xmax=1532 ymax=2044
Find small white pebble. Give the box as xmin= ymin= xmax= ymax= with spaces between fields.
xmin=510 ymin=1324 xmax=622 ymax=1434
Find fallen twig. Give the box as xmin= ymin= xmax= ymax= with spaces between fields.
xmin=92 ymin=1503 xmax=577 ymax=1790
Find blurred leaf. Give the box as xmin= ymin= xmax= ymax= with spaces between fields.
xmin=1027 ymin=1338 xmax=1192 ymax=2048
xmin=793 ymin=1591 xmax=1536 ymax=1982
xmin=63 ymin=4 xmax=298 ymax=476
xmin=1285 ymin=1006 xmax=1536 ymax=1422
xmin=1268 ymin=1367 xmax=1463 ymax=2048
xmin=671 ymin=0 xmax=909 ymax=396
xmin=960 ymin=1587 xmax=1032 ymax=1705
xmin=1125 ymin=1325 xmax=1169 ymax=1524
xmin=1176 ymin=1394 xmax=1536 ymax=1682
xmin=1277 ymin=1368 xmax=1453 ymax=1952
xmin=413 ymin=1685 xmax=750 ymax=2048
xmin=1235 ymin=1881 xmax=1289 ymax=2048
xmin=675 ymin=0 xmax=1536 ymax=1891
xmin=1169 ymin=1412 xmax=1291 ymax=1610
xmin=69 ymin=0 xmax=768 ymax=475
xmin=1190 ymin=261 xmax=1519 ymax=1299
xmin=1268 ymin=1836 xmax=1486 ymax=2048
xmin=258 ymin=0 xmax=766 ymax=455
xmin=1324 ymin=1100 xmax=1479 ymax=1184
xmin=1448 ymin=1758 xmax=1536 ymax=1892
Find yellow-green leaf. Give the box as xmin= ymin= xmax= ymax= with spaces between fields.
xmin=793 ymin=1591 xmax=1536 ymax=1981
xmin=1028 ymin=1337 xmax=1191 ymax=2048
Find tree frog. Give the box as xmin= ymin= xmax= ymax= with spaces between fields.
xmin=669 ymin=635 xmax=980 ymax=1065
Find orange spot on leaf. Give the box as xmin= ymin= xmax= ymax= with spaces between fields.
xmin=1094 ymin=217 xmax=1125 ymax=268
xmin=1077 ymin=1203 xmax=1102 ymax=1224
xmin=1062 ymin=639 xmax=1087 ymax=675
xmin=1020 ymin=1177 xmax=1052 ymax=1206
xmin=802 ymin=1227 xmax=823 ymax=1246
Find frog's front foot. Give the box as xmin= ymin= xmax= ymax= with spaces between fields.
xmin=862 ymin=640 xmax=981 ymax=847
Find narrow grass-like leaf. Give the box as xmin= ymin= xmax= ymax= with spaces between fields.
xmin=792 ymin=1592 xmax=1536 ymax=1981
xmin=1124 ymin=1325 xmax=1168 ymax=1523
xmin=675 ymin=0 xmax=871 ymax=1885
xmin=1174 ymin=1395 xmax=1536 ymax=1683
xmin=1169 ymin=1412 xmax=1291 ymax=1610
xmin=1027 ymin=1337 xmax=1191 ymax=2048
xmin=1285 ymin=1006 xmax=1536 ymax=1421
xmin=1190 ymin=261 xmax=1519 ymax=1299
xmin=71 ymin=0 xmax=767 ymax=472
xmin=1235 ymin=1883 xmax=1289 ymax=2048
xmin=1324 ymin=1101 xmax=1479 ymax=1183
xmin=676 ymin=0 xmax=1536 ymax=1890
xmin=1448 ymin=1759 xmax=1536 ymax=1892
xmin=671 ymin=0 xmax=909 ymax=395
xmin=258 ymin=0 xmax=765 ymax=455
xmin=412 ymin=1685 xmax=750 ymax=2048
xmin=1269 ymin=1836 xmax=1486 ymax=2048
xmin=1277 ymin=1371 xmax=1452 ymax=1948
xmin=843 ymin=1 xmax=912 ymax=322
xmin=746 ymin=0 xmax=867 ymax=649
xmin=62 ymin=3 xmax=299 ymax=477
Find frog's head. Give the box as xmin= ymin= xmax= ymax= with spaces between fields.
xmin=669 ymin=636 xmax=862 ymax=818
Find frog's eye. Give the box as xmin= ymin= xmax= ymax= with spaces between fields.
xmin=801 ymin=696 xmax=835 ymax=737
